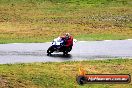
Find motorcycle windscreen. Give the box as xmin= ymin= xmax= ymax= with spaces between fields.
xmin=52 ymin=41 xmax=61 ymax=45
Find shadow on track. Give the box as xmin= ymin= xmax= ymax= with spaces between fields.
xmin=47 ymin=53 xmax=72 ymax=59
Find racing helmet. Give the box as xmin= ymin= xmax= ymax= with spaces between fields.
xmin=65 ymin=33 xmax=70 ymax=39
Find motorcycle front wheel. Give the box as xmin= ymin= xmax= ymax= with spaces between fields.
xmin=47 ymin=46 xmax=54 ymax=56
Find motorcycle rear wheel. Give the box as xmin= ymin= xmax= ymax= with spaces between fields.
xmin=63 ymin=51 xmax=68 ymax=56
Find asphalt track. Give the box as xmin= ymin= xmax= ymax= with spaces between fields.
xmin=0 ymin=40 xmax=132 ymax=64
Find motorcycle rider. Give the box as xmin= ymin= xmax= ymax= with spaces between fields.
xmin=61 ymin=33 xmax=73 ymax=52
xmin=47 ymin=33 xmax=74 ymax=56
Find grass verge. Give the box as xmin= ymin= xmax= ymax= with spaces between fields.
xmin=0 ymin=0 xmax=132 ymax=43
xmin=0 ymin=59 xmax=132 ymax=88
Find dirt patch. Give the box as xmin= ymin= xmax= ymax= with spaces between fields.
xmin=0 ymin=75 xmax=9 ymax=88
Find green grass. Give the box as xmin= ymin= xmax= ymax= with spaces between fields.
xmin=0 ymin=0 xmax=132 ymax=43
xmin=0 ymin=59 xmax=132 ymax=88
xmin=75 ymin=33 xmax=131 ymax=41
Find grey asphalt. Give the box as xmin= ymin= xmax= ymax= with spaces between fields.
xmin=0 ymin=40 xmax=132 ymax=64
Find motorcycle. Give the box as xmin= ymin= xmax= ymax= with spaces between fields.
xmin=47 ymin=37 xmax=77 ymax=56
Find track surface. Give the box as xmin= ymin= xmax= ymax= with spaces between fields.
xmin=0 ymin=40 xmax=132 ymax=64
